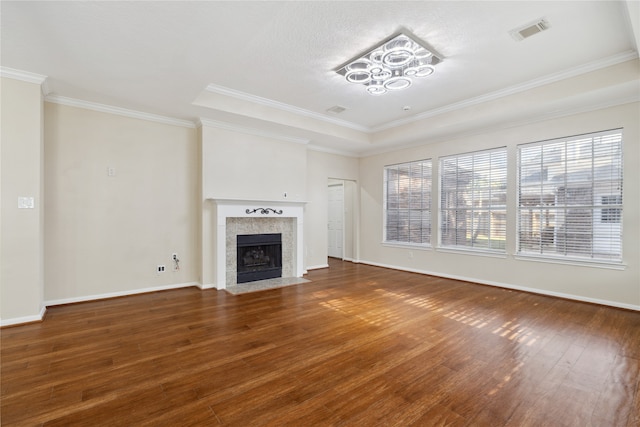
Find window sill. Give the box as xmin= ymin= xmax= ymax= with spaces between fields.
xmin=436 ymin=246 xmax=507 ymax=259
xmin=514 ymin=254 xmax=627 ymax=270
xmin=382 ymin=242 xmax=432 ymax=251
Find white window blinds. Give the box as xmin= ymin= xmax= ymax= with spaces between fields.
xmin=517 ymin=129 xmax=623 ymax=262
xmin=439 ymin=148 xmax=507 ymax=252
xmin=384 ymin=160 xmax=432 ymax=245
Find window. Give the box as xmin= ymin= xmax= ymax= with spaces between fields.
xmin=517 ymin=129 xmax=623 ymax=262
xmin=384 ymin=160 xmax=432 ymax=245
xmin=439 ymin=148 xmax=507 ymax=252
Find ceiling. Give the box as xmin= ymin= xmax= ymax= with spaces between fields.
xmin=1 ymin=1 xmax=638 ymax=156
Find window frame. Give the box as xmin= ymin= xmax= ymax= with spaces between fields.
xmin=516 ymin=129 xmax=623 ymax=265
xmin=438 ymin=147 xmax=508 ymax=255
xmin=383 ymin=159 xmax=432 ymax=248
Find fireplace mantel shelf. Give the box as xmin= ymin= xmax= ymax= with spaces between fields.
xmin=206 ymin=198 xmax=308 ymax=206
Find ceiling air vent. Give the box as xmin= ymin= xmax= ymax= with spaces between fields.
xmin=326 ymin=105 xmax=347 ymax=114
xmin=510 ymin=18 xmax=550 ymax=41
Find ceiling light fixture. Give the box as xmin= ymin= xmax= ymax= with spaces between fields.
xmin=336 ymin=32 xmax=441 ymax=96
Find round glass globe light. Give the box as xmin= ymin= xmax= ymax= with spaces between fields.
xmin=384 ymin=77 xmax=412 ymax=90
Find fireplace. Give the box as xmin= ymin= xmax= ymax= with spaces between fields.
xmin=205 ymin=198 xmax=305 ymax=290
xmin=236 ymin=233 xmax=282 ymax=283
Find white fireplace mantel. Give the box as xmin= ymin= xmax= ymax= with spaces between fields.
xmin=207 ymin=198 xmax=306 ymax=289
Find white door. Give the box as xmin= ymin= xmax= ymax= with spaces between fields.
xmin=328 ymin=184 xmax=344 ymax=258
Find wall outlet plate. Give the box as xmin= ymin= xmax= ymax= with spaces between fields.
xmin=18 ymin=197 xmax=35 ymax=209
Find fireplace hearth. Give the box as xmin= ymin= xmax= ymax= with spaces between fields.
xmin=236 ymin=233 xmax=282 ymax=283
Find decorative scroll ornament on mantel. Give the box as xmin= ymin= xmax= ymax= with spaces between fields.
xmin=246 ymin=208 xmax=283 ymax=215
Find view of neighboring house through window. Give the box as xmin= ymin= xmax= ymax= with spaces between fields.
xmin=384 ymin=160 xmax=432 ymax=245
xmin=439 ymin=148 xmax=507 ymax=252
xmin=517 ymin=129 xmax=623 ymax=262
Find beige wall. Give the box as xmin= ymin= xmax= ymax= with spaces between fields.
xmin=359 ymin=102 xmax=640 ymax=309
xmin=0 ymin=77 xmax=45 ymax=324
xmin=343 ymin=179 xmax=358 ymax=262
xmin=201 ymin=126 xmax=307 ymax=202
xmin=44 ymin=102 xmax=199 ymax=303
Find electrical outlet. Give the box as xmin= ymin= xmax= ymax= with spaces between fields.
xmin=157 ymin=265 xmax=165 ymax=273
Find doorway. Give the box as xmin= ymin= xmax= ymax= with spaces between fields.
xmin=328 ymin=179 xmax=357 ymax=262
xmin=327 ymin=181 xmax=344 ymax=259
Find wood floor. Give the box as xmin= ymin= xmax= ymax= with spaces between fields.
xmin=2 ymin=259 xmax=639 ymax=426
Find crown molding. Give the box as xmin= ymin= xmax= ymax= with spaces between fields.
xmin=372 ymin=50 xmax=639 ymax=132
xmin=0 ymin=66 xmax=47 ymax=84
xmin=40 ymin=79 xmax=51 ymax=97
xmin=46 ymin=95 xmax=196 ymax=128
xmin=0 ymin=66 xmax=50 ymax=95
xmin=198 ymin=117 xmax=310 ymax=145
xmin=205 ymin=83 xmax=370 ymax=132
xmin=307 ymin=143 xmax=359 ymax=158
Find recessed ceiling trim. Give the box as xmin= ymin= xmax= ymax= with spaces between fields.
xmin=372 ymin=50 xmax=639 ymax=132
xmin=205 ymin=83 xmax=370 ymax=132
xmin=46 ymin=95 xmax=196 ymax=128
xmin=198 ymin=117 xmax=310 ymax=145
xmin=33 ymin=51 xmax=636 ymax=144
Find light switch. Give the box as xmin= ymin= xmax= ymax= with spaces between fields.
xmin=18 ymin=197 xmax=35 ymax=209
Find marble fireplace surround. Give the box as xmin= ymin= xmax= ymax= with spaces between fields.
xmin=209 ymin=199 xmax=305 ymax=289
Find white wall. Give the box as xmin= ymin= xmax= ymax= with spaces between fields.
xmin=0 ymin=77 xmax=45 ymax=324
xmin=359 ymin=102 xmax=640 ymax=309
xmin=44 ymin=102 xmax=199 ymax=303
xmin=305 ymin=149 xmax=359 ymax=269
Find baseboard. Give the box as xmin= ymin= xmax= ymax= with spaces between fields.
xmin=198 ymin=283 xmax=217 ymax=290
xmin=358 ymin=259 xmax=640 ymax=312
xmin=1 ymin=305 xmax=47 ymax=328
xmin=44 ymin=282 xmax=200 ymax=307
xmin=306 ymin=264 xmax=329 ymax=270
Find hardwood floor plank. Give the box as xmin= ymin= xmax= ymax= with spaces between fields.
xmin=2 ymin=259 xmax=638 ymax=426
xmin=590 ymin=354 xmax=640 ymax=426
xmin=408 ymin=403 xmax=466 ymax=427
xmin=138 ymin=400 xmax=221 ymax=427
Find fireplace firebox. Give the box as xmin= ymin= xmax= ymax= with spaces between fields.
xmin=236 ymin=233 xmax=282 ymax=283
